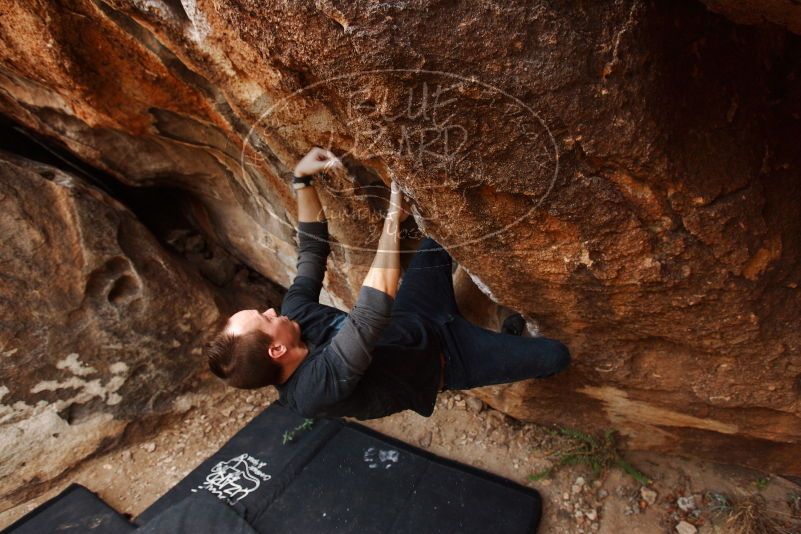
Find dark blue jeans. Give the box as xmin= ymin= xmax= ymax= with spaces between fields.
xmin=393 ymin=238 xmax=570 ymax=390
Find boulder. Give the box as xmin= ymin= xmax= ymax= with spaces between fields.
xmin=0 ymin=0 xmax=799 ymax=474
xmin=0 ymin=153 xmax=219 ymax=508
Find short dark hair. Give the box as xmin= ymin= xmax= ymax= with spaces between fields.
xmin=205 ymin=329 xmax=282 ymax=388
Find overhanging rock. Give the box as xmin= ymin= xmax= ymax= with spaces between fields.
xmin=0 ymin=0 xmax=799 ymax=475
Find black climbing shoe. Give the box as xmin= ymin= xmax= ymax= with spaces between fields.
xmin=501 ymin=313 xmax=526 ymax=336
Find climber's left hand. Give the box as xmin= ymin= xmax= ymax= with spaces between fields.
xmin=294 ymin=147 xmax=342 ymax=177
xmin=387 ymin=181 xmax=410 ymax=224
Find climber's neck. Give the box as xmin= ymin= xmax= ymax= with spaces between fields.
xmin=276 ymin=342 xmax=310 ymax=384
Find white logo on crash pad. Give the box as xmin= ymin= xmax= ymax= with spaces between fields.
xmin=363 ymin=447 xmax=399 ymax=469
xmin=191 ymin=453 xmax=272 ymax=503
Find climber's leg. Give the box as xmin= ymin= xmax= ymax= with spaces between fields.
xmin=441 ymin=315 xmax=570 ymax=390
xmin=393 ymin=238 xmax=458 ymax=320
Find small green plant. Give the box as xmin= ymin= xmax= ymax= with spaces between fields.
xmin=754 ymin=476 xmax=771 ymax=492
xmin=528 ymin=427 xmax=650 ymax=485
xmin=282 ymin=418 xmax=314 ymax=444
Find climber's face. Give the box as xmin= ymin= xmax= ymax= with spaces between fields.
xmin=225 ymin=308 xmax=301 ymax=349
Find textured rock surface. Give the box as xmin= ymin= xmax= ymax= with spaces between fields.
xmin=701 ymin=0 xmax=801 ymax=35
xmin=0 ymin=153 xmax=219 ymax=507
xmin=0 ymin=0 xmax=800 ymax=476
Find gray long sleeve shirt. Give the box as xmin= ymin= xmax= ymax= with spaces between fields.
xmin=275 ymin=222 xmax=442 ymax=420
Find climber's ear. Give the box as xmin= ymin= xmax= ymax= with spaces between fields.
xmin=268 ymin=343 xmax=287 ymax=360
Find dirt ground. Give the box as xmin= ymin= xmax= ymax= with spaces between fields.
xmin=2 ymin=377 xmax=800 ymax=533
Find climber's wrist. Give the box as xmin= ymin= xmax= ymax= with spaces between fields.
xmin=292 ymin=174 xmax=316 ymax=190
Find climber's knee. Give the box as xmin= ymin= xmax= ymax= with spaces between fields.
xmin=540 ymin=339 xmax=571 ymax=377
xmin=553 ymin=341 xmax=571 ymax=373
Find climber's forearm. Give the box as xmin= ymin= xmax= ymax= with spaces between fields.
xmin=297 ymin=185 xmax=325 ymax=223
xmin=294 ymin=146 xmax=339 ymax=223
xmin=362 ymin=215 xmax=402 ymax=298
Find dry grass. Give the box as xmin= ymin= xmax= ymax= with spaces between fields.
xmin=724 ymin=495 xmax=796 ymax=534
xmin=788 ymin=492 xmax=801 ymax=520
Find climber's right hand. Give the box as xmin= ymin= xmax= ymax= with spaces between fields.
xmin=387 ymin=181 xmax=410 ymax=224
xmin=294 ymin=147 xmax=342 ymax=177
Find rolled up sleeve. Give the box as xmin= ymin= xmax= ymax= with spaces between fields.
xmin=293 ymin=286 xmax=394 ymax=416
xmin=328 ymin=286 xmax=393 ymax=376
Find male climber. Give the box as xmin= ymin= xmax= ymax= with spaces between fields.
xmin=205 ymin=147 xmax=570 ymax=419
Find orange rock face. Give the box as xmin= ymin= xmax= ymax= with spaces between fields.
xmin=0 ymin=0 xmax=800 ymax=477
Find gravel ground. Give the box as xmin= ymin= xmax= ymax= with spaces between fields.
xmin=2 ymin=377 xmax=799 ymax=533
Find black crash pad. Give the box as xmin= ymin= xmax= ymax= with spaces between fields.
xmin=137 ymin=403 xmax=541 ymax=533
xmin=4 ymin=404 xmax=541 ymax=534
xmin=0 ymin=484 xmax=135 ymax=534
xmin=135 ymin=490 xmax=257 ymax=534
